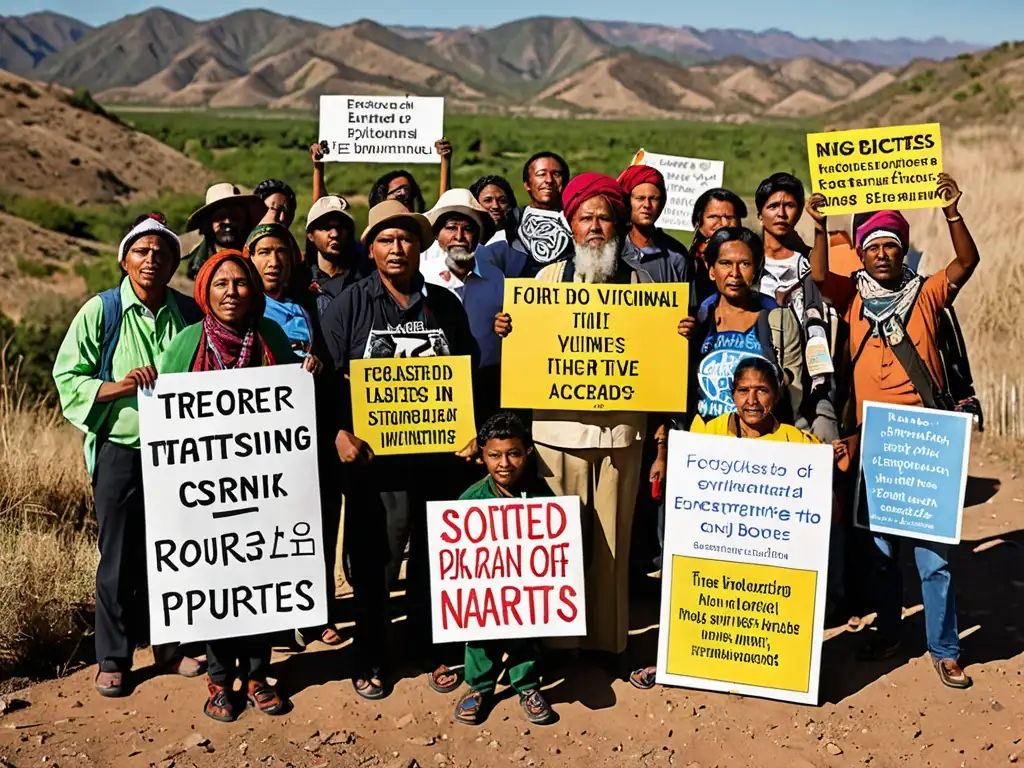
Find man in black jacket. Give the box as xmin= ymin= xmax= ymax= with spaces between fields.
xmin=322 ymin=200 xmax=476 ymax=702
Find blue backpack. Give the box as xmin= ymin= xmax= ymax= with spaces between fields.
xmin=96 ymin=287 xmax=202 ymax=381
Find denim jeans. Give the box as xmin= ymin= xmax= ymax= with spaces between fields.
xmin=869 ymin=534 xmax=960 ymax=660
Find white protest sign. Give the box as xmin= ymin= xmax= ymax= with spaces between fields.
xmin=657 ymin=431 xmax=832 ymax=705
xmin=426 ymin=495 xmax=587 ymax=643
xmin=139 ymin=364 xmax=328 ymax=645
xmin=319 ymin=95 xmax=444 ymax=164
xmin=629 ymin=149 xmax=725 ymax=231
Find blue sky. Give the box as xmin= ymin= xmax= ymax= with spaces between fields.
xmin=4 ymin=0 xmax=1021 ymax=44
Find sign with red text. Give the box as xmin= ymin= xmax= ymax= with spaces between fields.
xmin=426 ymin=495 xmax=587 ymax=643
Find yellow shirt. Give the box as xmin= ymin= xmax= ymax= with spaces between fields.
xmin=690 ymin=414 xmax=820 ymax=444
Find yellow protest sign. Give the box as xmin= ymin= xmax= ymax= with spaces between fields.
xmin=664 ymin=555 xmax=817 ymax=694
xmin=500 ymin=279 xmax=688 ymax=412
xmin=349 ymin=356 xmax=476 ymax=456
xmin=806 ymin=123 xmax=943 ymax=215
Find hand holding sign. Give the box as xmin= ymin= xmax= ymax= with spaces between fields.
xmin=805 ymin=193 xmax=828 ymax=229
xmin=937 ymin=173 xmax=963 ymax=217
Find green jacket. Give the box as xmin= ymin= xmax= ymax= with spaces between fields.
xmin=158 ymin=317 xmax=299 ymax=374
xmin=459 ymin=474 xmax=544 ymax=501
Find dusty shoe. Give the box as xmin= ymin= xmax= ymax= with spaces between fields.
xmin=94 ymin=670 xmax=127 ymax=698
xmin=203 ymin=678 xmax=235 ymax=723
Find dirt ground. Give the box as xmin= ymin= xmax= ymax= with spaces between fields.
xmin=2 ymin=452 xmax=1023 ymax=768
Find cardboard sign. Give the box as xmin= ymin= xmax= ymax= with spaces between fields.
xmin=806 ymin=123 xmax=943 ymax=215
xmin=426 ymin=495 xmax=586 ymax=643
xmin=319 ymin=95 xmax=444 ymax=164
xmin=500 ymin=279 xmax=689 ymax=412
xmin=349 ymin=356 xmax=476 ymax=456
xmin=855 ymin=401 xmax=972 ymax=544
xmin=629 ymin=149 xmax=725 ymax=231
xmin=657 ymin=431 xmax=833 ymax=705
xmin=139 ymin=365 xmax=328 ymax=645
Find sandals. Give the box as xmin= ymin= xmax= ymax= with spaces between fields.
xmin=519 ymin=689 xmax=555 ymax=725
xmin=934 ymin=657 xmax=973 ymax=689
xmin=454 ymin=690 xmax=488 ymax=725
xmin=204 ymin=679 xmax=235 ymax=723
xmin=94 ymin=670 xmax=127 ymax=698
xmin=246 ymin=679 xmax=286 ymax=715
xmin=629 ymin=666 xmax=658 ymax=691
xmin=857 ymin=633 xmax=901 ymax=661
xmin=428 ymin=664 xmax=463 ymax=694
xmin=353 ymin=668 xmax=387 ymax=700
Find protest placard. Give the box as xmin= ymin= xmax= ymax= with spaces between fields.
xmin=657 ymin=431 xmax=833 ymax=705
xmin=806 ymin=123 xmax=943 ymax=216
xmin=629 ymin=149 xmax=725 ymax=231
xmin=426 ymin=496 xmax=586 ymax=643
xmin=349 ymin=356 xmax=476 ymax=456
xmin=500 ymin=279 xmax=689 ymax=412
xmin=855 ymin=401 xmax=972 ymax=544
xmin=318 ymin=95 xmax=444 ymax=164
xmin=138 ymin=364 xmax=328 ymax=645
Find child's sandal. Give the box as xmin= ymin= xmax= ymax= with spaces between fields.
xmin=246 ymin=680 xmax=286 ymax=715
xmin=454 ymin=690 xmax=487 ymax=725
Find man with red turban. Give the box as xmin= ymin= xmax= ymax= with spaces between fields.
xmin=494 ymin=171 xmax=650 ymax=661
xmin=617 ymin=164 xmax=692 ymax=284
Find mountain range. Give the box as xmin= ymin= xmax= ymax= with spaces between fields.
xmin=0 ymin=9 xmax=994 ymax=120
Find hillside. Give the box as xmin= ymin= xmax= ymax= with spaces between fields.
xmin=0 ymin=9 xmax=990 ymax=118
xmin=0 ymin=12 xmax=89 ymax=74
xmin=827 ymin=42 xmax=1024 ymax=126
xmin=0 ymin=69 xmax=211 ymax=205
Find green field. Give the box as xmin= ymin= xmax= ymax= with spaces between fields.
xmin=117 ymin=110 xmax=817 ymax=239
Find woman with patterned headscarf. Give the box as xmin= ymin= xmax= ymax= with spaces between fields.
xmin=159 ymin=250 xmax=320 ymax=722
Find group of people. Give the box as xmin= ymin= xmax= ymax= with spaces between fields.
xmin=53 ymin=134 xmax=981 ymax=725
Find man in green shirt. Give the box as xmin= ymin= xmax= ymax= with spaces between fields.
xmin=53 ymin=214 xmax=204 ymax=697
xmin=453 ymin=412 xmax=555 ymax=727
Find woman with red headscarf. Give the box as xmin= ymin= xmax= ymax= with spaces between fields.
xmin=159 ymin=250 xmax=320 ymax=722
xmin=617 ymin=164 xmax=692 ymax=284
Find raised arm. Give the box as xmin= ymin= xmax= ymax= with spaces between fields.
xmin=310 ymin=142 xmax=328 ymax=204
xmin=435 ymin=137 xmax=452 ymax=198
xmin=805 ymin=193 xmax=830 ymax=285
xmin=937 ymin=174 xmax=979 ymax=289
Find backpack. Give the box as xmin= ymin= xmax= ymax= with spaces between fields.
xmin=97 ymin=287 xmax=203 ymax=382
xmin=849 ymin=298 xmax=983 ymax=430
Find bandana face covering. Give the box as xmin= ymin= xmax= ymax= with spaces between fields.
xmin=518 ymin=207 xmax=572 ymax=264
xmin=855 ymin=265 xmax=925 ymax=343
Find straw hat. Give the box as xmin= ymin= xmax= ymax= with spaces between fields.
xmin=361 ymin=200 xmax=434 ymax=249
xmin=425 ymin=188 xmax=493 ymax=241
xmin=306 ymin=195 xmax=355 ymax=230
xmin=186 ymin=183 xmax=266 ymax=232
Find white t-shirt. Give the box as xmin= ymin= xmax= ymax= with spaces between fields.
xmin=759 ymin=253 xmax=804 ymax=302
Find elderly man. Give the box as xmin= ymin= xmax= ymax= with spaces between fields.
xmin=479 ymin=151 xmax=573 ymax=279
xmin=494 ymin=172 xmax=649 ymax=662
xmin=422 ymin=189 xmax=504 ymax=421
xmin=617 ymin=164 xmax=692 ymax=283
xmin=807 ymin=174 xmax=979 ymax=690
xmin=185 ymin=183 xmax=265 ymax=279
xmin=322 ymin=200 xmax=476 ymax=701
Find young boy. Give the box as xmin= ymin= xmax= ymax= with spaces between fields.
xmin=453 ymin=411 xmax=556 ymax=726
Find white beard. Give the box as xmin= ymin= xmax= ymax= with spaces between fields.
xmin=573 ymin=238 xmax=620 ymax=284
xmin=443 ymin=245 xmax=475 ymax=272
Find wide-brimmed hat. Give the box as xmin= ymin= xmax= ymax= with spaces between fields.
xmin=306 ymin=195 xmax=355 ymax=231
xmin=425 ymin=188 xmax=493 ymax=242
xmin=186 ymin=183 xmax=266 ymax=232
xmin=361 ymin=200 xmax=434 ymax=249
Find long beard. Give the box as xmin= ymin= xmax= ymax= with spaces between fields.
xmin=573 ymin=238 xmax=620 ymax=284
xmin=444 ymin=246 xmax=475 ymax=272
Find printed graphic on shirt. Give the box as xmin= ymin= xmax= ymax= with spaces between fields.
xmin=518 ymin=207 xmax=572 ymax=265
xmin=364 ymin=320 xmax=451 ymax=359
xmin=697 ymin=327 xmax=768 ymax=419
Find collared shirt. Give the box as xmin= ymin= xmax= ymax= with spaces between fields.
xmin=422 ymin=257 xmax=504 ymax=368
xmin=308 ymin=251 xmax=373 ymax=318
xmin=321 ymin=270 xmax=477 ymax=429
xmin=621 ymin=230 xmax=693 ymax=284
xmin=53 ymin=277 xmax=190 ymax=466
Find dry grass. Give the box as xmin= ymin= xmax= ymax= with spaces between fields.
xmin=907 ymin=126 xmax=1024 ymax=442
xmin=0 ymin=350 xmax=96 ymax=676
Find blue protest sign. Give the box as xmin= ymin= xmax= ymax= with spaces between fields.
xmin=857 ymin=401 xmax=972 ymax=544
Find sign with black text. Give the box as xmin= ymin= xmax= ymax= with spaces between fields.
xmin=139 ymin=365 xmax=328 ymax=645
xmin=319 ymin=95 xmax=444 ymax=164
